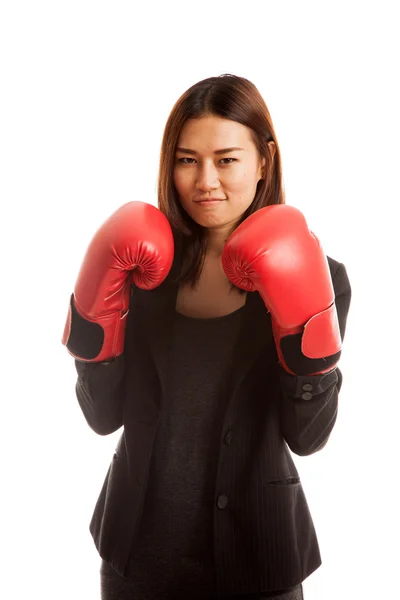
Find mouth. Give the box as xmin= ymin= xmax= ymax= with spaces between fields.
xmin=195 ymin=198 xmax=226 ymax=205
xmin=195 ymin=200 xmax=224 ymax=207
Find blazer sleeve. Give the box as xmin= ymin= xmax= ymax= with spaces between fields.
xmin=74 ymin=354 xmax=125 ymax=436
xmin=279 ymin=261 xmax=352 ymax=456
xmin=73 ymin=287 xmax=139 ymax=436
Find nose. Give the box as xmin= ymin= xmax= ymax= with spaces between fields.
xmin=195 ymin=162 xmax=220 ymax=192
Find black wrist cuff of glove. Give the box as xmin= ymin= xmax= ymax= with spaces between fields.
xmin=280 ymin=332 xmax=341 ymax=375
xmin=66 ymin=294 xmax=105 ymax=361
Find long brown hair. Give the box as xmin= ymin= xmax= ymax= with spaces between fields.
xmin=157 ymin=73 xmax=286 ymax=289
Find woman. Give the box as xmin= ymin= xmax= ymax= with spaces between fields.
xmin=62 ymin=74 xmax=351 ymax=599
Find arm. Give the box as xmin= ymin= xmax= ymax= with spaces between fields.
xmin=74 ymin=353 xmax=126 ymax=436
xmin=222 ymin=206 xmax=351 ymax=454
xmin=279 ymin=262 xmax=352 ymax=456
xmin=73 ymin=286 xmax=139 ymax=435
xmin=62 ymin=201 xmax=174 ymax=434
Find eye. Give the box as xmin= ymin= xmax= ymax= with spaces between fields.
xmin=177 ymin=157 xmax=195 ymax=164
xmin=220 ymin=158 xmax=237 ymax=165
xmin=177 ymin=157 xmax=237 ymax=165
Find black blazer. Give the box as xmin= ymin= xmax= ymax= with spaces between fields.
xmin=74 ymin=247 xmax=351 ymax=596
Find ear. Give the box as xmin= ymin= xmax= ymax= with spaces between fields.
xmin=260 ymin=156 xmax=266 ymax=178
xmin=259 ymin=141 xmax=276 ymax=179
xmin=268 ymin=140 xmax=276 ymax=161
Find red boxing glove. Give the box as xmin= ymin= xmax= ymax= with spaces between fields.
xmin=62 ymin=201 xmax=174 ymax=362
xmin=222 ymin=204 xmax=341 ymax=376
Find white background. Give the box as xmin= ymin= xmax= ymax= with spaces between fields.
xmin=1 ymin=1 xmax=399 ymax=598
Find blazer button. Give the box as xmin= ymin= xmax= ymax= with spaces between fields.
xmin=301 ymin=392 xmax=313 ymax=401
xmin=217 ymin=495 xmax=228 ymax=510
xmin=224 ymin=431 xmax=232 ymax=445
xmin=302 ymin=383 xmax=313 ymax=392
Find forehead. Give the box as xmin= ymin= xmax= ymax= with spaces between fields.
xmin=177 ymin=116 xmax=253 ymax=148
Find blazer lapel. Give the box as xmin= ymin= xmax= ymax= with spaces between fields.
xmin=225 ymin=290 xmax=274 ymax=401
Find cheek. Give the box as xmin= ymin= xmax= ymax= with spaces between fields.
xmin=173 ymin=172 xmax=191 ymax=211
xmin=229 ymin=172 xmax=255 ymax=195
xmin=173 ymin=169 xmax=189 ymax=191
xmin=229 ymin=163 xmax=256 ymax=185
xmin=172 ymin=170 xmax=180 ymax=191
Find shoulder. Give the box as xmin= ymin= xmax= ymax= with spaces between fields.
xmin=326 ymin=255 xmax=352 ymax=300
xmin=326 ymin=255 xmax=343 ymax=278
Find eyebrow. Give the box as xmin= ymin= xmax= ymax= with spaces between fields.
xmin=175 ymin=146 xmax=245 ymax=155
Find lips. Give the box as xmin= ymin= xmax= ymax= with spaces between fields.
xmin=195 ymin=198 xmax=226 ymax=202
xmin=195 ymin=199 xmax=224 ymax=207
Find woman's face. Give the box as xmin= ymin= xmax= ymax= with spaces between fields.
xmin=173 ymin=115 xmax=267 ymax=232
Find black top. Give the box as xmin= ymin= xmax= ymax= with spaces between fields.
xmin=123 ymin=306 xmax=244 ymax=596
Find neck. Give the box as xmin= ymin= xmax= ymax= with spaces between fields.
xmin=205 ymin=229 xmax=231 ymax=259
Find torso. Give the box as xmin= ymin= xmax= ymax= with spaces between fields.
xmin=175 ymin=253 xmax=247 ymax=318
